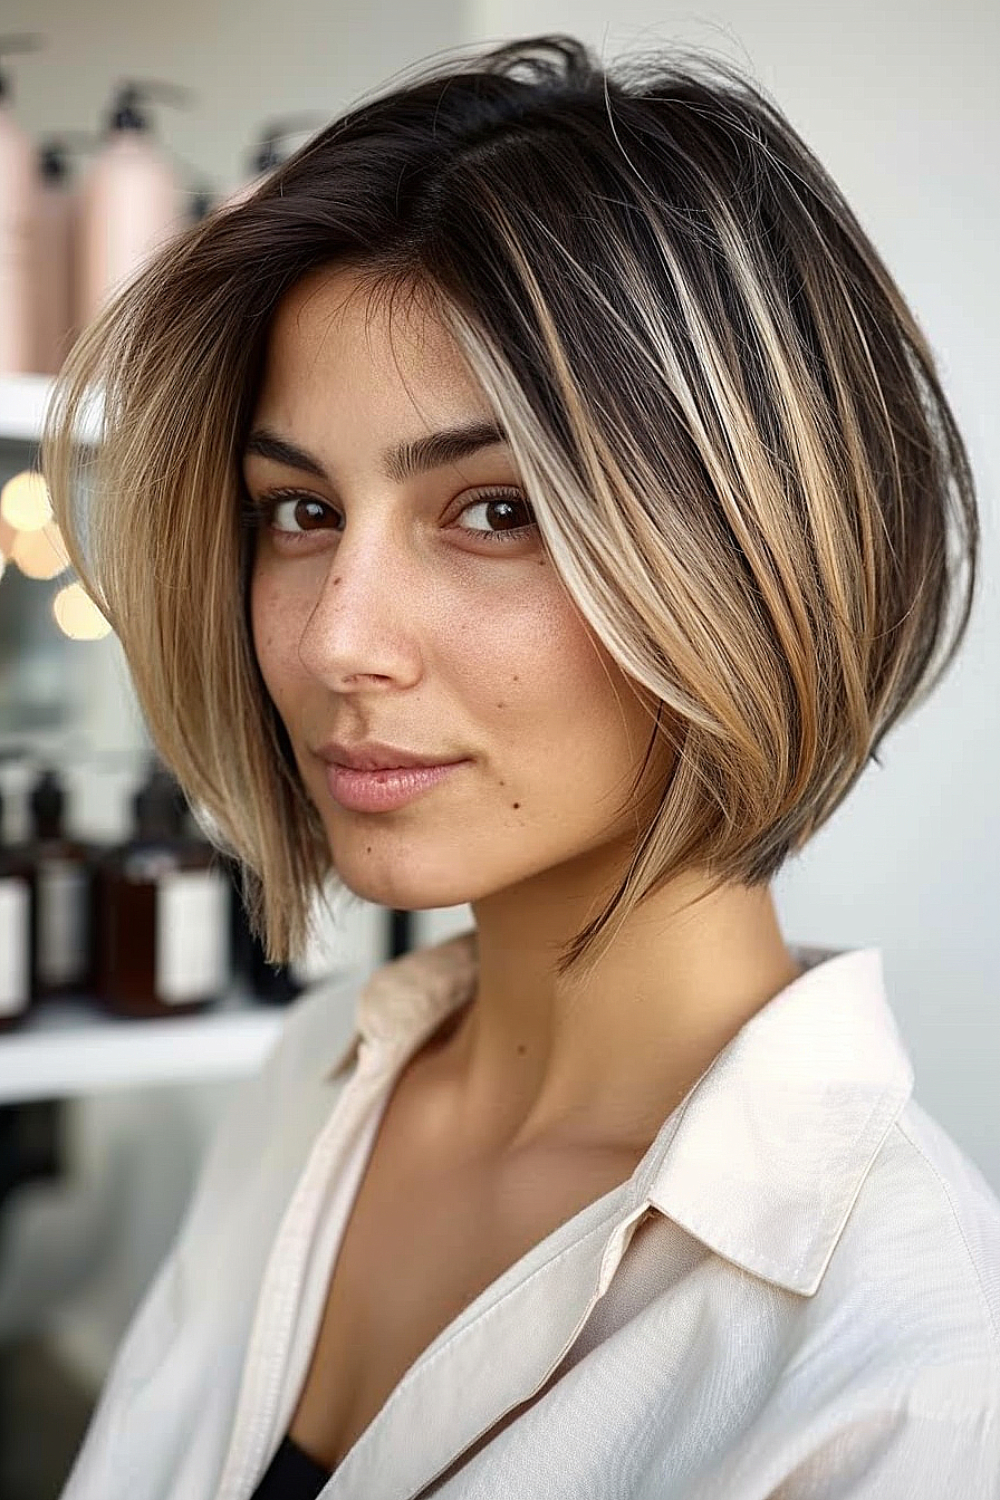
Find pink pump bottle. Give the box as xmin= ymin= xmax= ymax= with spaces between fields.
xmin=32 ymin=142 xmax=74 ymax=374
xmin=75 ymin=81 xmax=186 ymax=329
xmin=0 ymin=35 xmax=40 ymax=376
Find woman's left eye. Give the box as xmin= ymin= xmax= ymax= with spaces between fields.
xmin=453 ymin=488 xmax=537 ymax=546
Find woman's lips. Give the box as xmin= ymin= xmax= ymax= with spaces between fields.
xmin=324 ymin=759 xmax=469 ymax=812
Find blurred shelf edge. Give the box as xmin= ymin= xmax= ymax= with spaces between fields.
xmin=0 ymin=992 xmax=296 ymax=1104
xmin=0 ymin=374 xmax=55 ymax=446
xmin=0 ymin=373 xmax=100 ymax=447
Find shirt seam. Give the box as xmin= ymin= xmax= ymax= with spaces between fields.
xmin=891 ymin=1114 xmax=1000 ymax=1356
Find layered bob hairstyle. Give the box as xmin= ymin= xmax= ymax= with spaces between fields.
xmin=43 ymin=35 xmax=979 ymax=978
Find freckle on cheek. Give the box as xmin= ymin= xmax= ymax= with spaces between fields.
xmin=512 ymin=802 xmax=521 ymax=810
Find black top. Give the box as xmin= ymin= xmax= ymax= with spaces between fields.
xmin=249 ymin=1433 xmax=333 ymax=1499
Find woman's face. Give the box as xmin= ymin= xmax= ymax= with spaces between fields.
xmin=245 ymin=264 xmax=669 ymax=911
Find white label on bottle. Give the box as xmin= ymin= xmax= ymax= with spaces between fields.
xmin=0 ymin=878 xmax=31 ymax=1018
xmin=155 ymin=870 xmax=229 ymax=1005
xmin=38 ymin=859 xmax=89 ymax=988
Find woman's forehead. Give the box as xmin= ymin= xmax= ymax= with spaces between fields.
xmin=257 ymin=267 xmax=489 ymax=424
xmin=268 ymin=265 xmax=448 ymax=361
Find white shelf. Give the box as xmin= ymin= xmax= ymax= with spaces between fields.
xmin=0 ymin=374 xmax=54 ymax=446
xmin=0 ymin=992 xmax=288 ymax=1104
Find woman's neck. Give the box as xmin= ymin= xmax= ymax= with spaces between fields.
xmin=429 ymin=865 xmax=803 ymax=1161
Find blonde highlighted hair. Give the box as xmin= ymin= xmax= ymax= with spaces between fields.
xmin=43 ymin=36 xmax=979 ymax=977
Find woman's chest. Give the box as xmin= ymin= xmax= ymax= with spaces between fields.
xmin=286 ymin=1072 xmax=642 ymax=1473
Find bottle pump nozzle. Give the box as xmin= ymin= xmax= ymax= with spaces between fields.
xmin=106 ymin=79 xmax=192 ymax=134
xmin=248 ymin=113 xmax=326 ymax=174
xmin=38 ymin=129 xmax=100 ymax=182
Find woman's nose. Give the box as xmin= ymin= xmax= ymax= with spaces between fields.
xmin=294 ymin=528 xmax=422 ymax=691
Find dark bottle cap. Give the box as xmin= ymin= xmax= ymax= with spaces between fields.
xmin=246 ymin=115 xmax=323 ymax=176
xmin=189 ymin=187 xmax=213 ymax=222
xmin=253 ymin=133 xmax=283 ymax=173
xmin=30 ymin=768 xmax=65 ymax=839
xmin=39 ymin=140 xmax=69 ymax=181
xmin=105 ymin=80 xmax=190 ymax=136
xmin=108 ymin=83 xmax=147 ymax=132
xmin=132 ymin=764 xmax=184 ymax=842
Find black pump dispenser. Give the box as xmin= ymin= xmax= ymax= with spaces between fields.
xmin=30 ymin=768 xmax=65 ymax=840
xmin=109 ymin=84 xmax=147 ymax=132
xmin=39 ymin=141 xmax=68 ymax=183
xmin=252 ymin=132 xmax=282 ymax=173
xmin=102 ymin=79 xmax=191 ymax=137
xmin=245 ymin=113 xmax=325 ymax=175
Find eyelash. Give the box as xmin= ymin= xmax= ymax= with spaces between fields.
xmin=244 ymin=487 xmax=537 ymax=548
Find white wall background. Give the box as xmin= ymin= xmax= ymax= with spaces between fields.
xmin=0 ymin=0 xmax=996 ymax=1396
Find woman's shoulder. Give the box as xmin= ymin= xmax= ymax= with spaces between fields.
xmin=814 ymin=1096 xmax=1000 ymax=1388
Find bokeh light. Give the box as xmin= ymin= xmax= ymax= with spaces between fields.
xmin=0 ymin=513 xmax=16 ymax=557
xmin=52 ymin=581 xmax=112 ymax=640
xmin=0 ymin=471 xmax=53 ymax=533
xmin=11 ymin=522 xmax=71 ymax=580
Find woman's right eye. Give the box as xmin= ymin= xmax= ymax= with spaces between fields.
xmin=258 ymin=493 xmax=337 ymax=535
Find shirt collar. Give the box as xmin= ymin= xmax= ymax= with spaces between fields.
xmin=638 ymin=943 xmax=914 ymax=1294
xmin=326 ymin=929 xmax=914 ymax=1297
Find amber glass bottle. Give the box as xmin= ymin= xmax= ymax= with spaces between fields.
xmin=0 ymin=784 xmax=33 ymax=1032
xmin=27 ymin=768 xmax=94 ymax=1002
xmin=96 ymin=763 xmax=230 ymax=1018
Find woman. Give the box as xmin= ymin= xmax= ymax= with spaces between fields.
xmin=45 ymin=34 xmax=998 ymax=1500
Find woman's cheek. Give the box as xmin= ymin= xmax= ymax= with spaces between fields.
xmin=250 ymin=567 xmax=299 ymax=708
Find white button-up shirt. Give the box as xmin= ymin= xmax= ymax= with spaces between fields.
xmin=59 ymin=931 xmax=1000 ymax=1499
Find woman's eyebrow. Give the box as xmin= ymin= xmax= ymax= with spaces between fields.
xmin=243 ymin=429 xmax=328 ymax=479
xmin=383 ymin=420 xmax=508 ymax=482
xmin=242 ymin=419 xmax=509 ymax=483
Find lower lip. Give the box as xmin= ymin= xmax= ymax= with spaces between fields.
xmin=324 ymin=760 xmax=468 ymax=812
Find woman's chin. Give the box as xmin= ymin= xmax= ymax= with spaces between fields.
xmin=330 ymin=856 xmax=476 ymax=914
